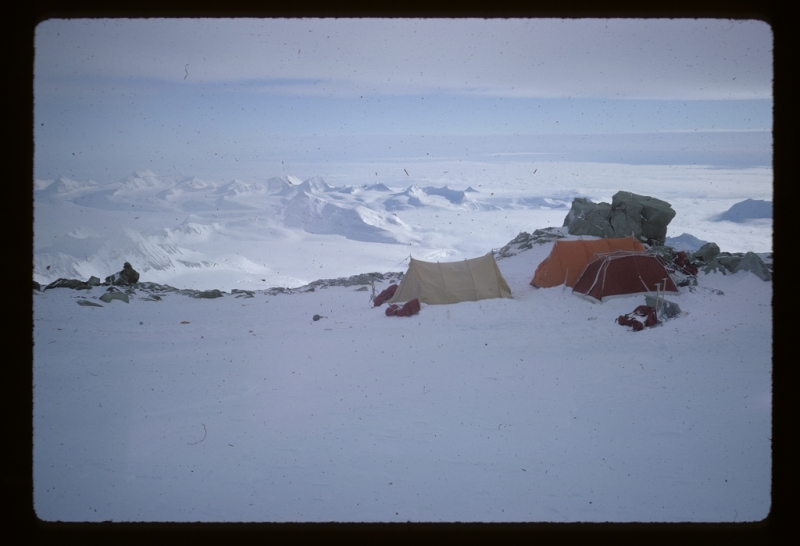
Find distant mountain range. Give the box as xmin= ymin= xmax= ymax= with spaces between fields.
xmin=33 ymin=171 xmax=575 ymax=287
xmin=713 ymin=199 xmax=772 ymax=223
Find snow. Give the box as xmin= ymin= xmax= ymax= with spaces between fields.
xmin=33 ymin=239 xmax=771 ymax=522
xmin=32 ymin=159 xmax=773 ymax=522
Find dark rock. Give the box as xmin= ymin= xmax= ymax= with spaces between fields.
xmin=105 ymin=262 xmax=140 ymax=286
xmin=496 ymin=228 xmax=566 ymax=259
xmin=232 ymin=289 xmax=255 ymax=298
xmin=733 ymin=252 xmax=772 ymax=281
xmin=33 ymin=281 xmax=41 ymax=291
xmin=693 ymin=243 xmax=721 ymax=263
xmin=697 ymin=250 xmax=770 ymax=280
xmin=189 ymin=289 xmax=224 ymax=299
xmin=44 ymin=278 xmax=92 ymax=290
xmin=563 ymin=199 xmax=615 ymax=238
xmin=715 ymin=253 xmax=742 ymax=272
xmin=562 ymin=192 xmax=676 ymax=244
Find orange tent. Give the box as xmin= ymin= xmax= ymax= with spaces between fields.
xmin=530 ymin=236 xmax=646 ymax=288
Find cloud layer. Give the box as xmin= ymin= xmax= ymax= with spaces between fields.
xmin=36 ymin=18 xmax=772 ymax=100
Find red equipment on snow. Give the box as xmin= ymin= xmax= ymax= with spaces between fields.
xmin=616 ymin=305 xmax=659 ymax=331
xmin=373 ymin=284 xmax=398 ymax=307
xmin=385 ymin=298 xmax=420 ymax=317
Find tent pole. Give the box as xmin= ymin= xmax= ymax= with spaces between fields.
xmin=655 ymin=282 xmax=661 ymax=317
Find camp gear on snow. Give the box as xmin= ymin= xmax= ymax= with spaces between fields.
xmin=388 ymin=253 xmax=511 ymax=305
xmin=644 ymin=295 xmax=682 ymax=319
xmin=373 ymin=284 xmax=398 ymax=307
xmin=530 ymin=236 xmax=646 ymax=288
xmin=572 ymin=251 xmax=679 ymax=303
xmin=672 ymin=250 xmax=699 ymax=275
xmin=396 ymin=298 xmax=420 ymax=316
xmin=616 ymin=305 xmax=659 ymax=331
xmin=385 ymin=299 xmax=420 ymax=317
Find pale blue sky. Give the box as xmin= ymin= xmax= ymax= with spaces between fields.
xmin=34 ymin=18 xmax=773 ymax=183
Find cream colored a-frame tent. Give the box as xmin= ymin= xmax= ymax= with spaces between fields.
xmin=387 ymin=252 xmax=512 ymax=305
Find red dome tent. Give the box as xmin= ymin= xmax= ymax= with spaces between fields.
xmin=572 ymin=251 xmax=679 ymax=303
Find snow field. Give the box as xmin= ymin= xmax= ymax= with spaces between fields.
xmin=33 ymin=243 xmax=771 ymax=522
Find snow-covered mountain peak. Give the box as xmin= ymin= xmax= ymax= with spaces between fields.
xmin=39 ymin=176 xmax=99 ymax=197
xmin=264 ymin=176 xmax=300 ymax=195
xmin=296 ymin=176 xmax=335 ymax=194
xmin=120 ymin=171 xmax=167 ymax=192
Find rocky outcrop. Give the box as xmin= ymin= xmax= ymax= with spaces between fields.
xmin=44 ymin=278 xmax=94 ymax=290
xmin=190 ymin=289 xmax=224 ymax=299
xmin=495 ymin=228 xmax=567 ymax=259
xmin=692 ymin=245 xmax=772 ymax=281
xmin=562 ymin=192 xmax=676 ymax=244
xmin=733 ymin=252 xmax=773 ymax=281
xmin=105 ymin=262 xmax=140 ymax=286
xmin=266 ymin=271 xmax=405 ymax=295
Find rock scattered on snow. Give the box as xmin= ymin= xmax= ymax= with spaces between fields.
xmin=231 ymin=289 xmax=255 ymax=298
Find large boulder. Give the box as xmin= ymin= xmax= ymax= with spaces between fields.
xmin=105 ymin=262 xmax=140 ymax=286
xmin=693 ymin=242 xmax=721 ymax=263
xmin=562 ymin=198 xmax=615 ymax=238
xmin=732 ymin=252 xmax=772 ymax=281
xmin=563 ymin=192 xmax=676 ymax=244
